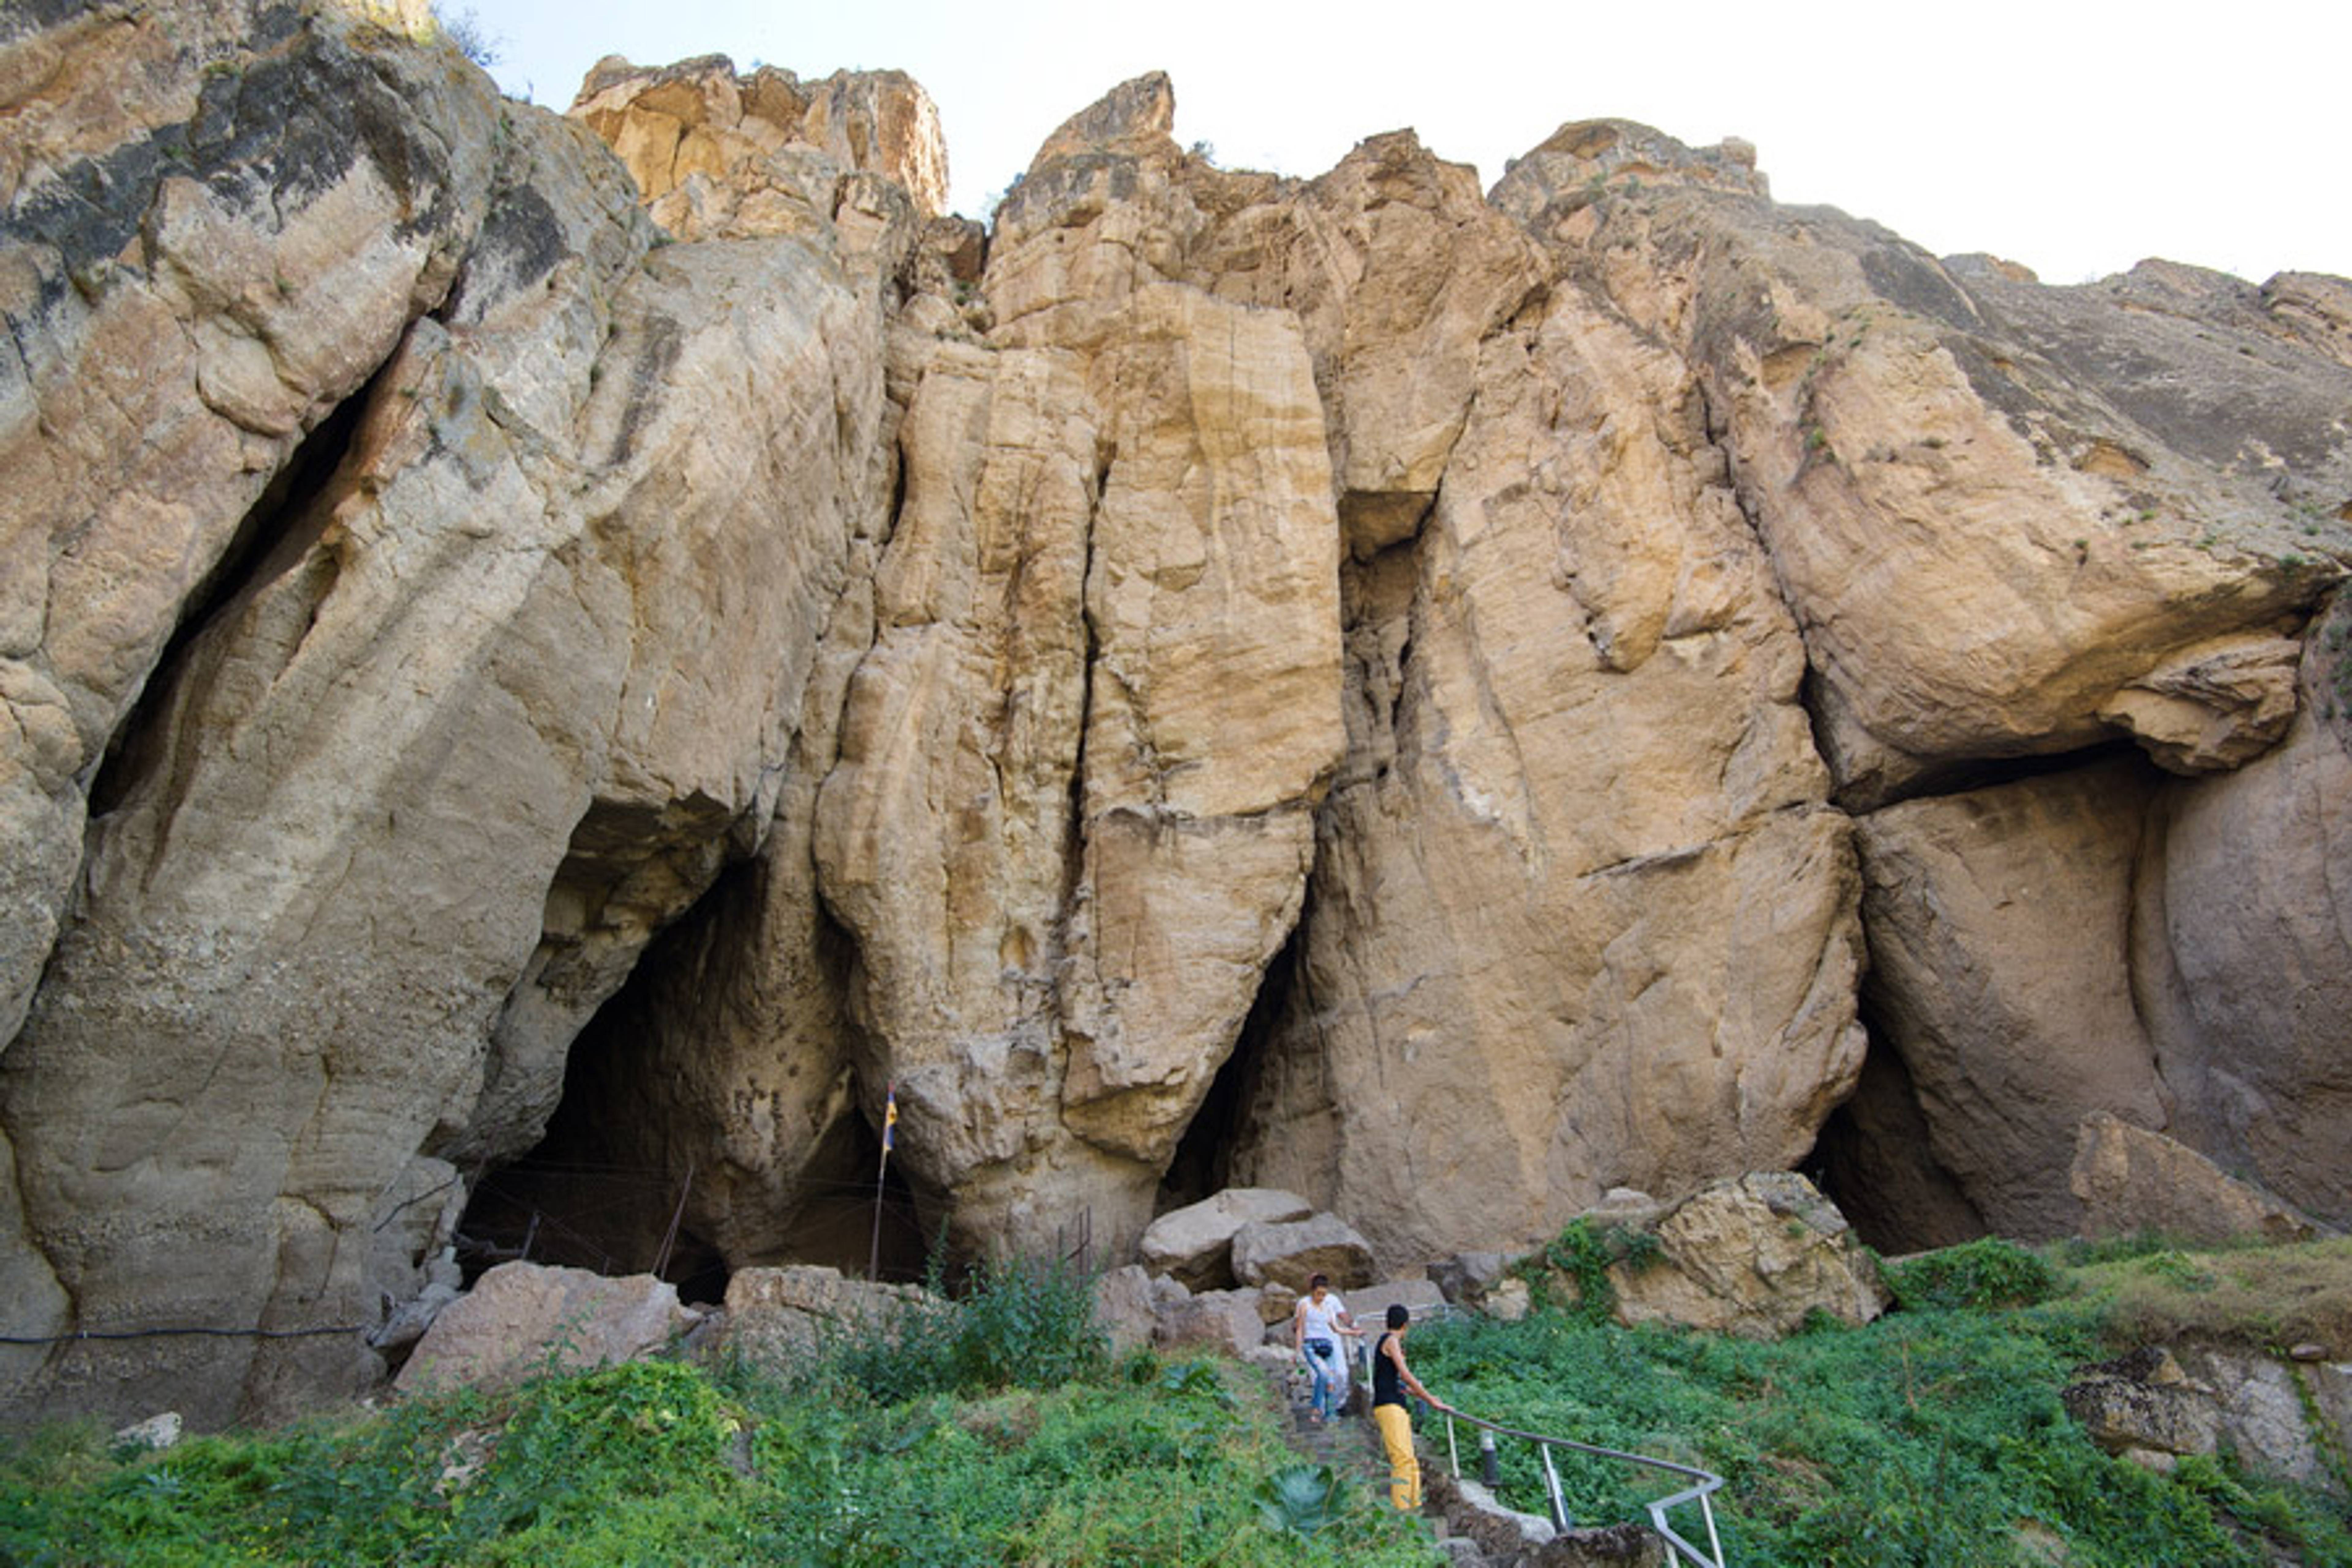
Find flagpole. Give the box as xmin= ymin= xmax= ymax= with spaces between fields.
xmin=868 ymin=1080 xmax=895 ymax=1282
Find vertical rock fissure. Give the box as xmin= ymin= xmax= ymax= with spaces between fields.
xmin=81 ymin=374 xmax=378 ymax=820
xmin=1158 ymin=904 xmax=1306 ymax=1212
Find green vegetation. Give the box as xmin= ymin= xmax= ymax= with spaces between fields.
xmin=1513 ymin=1217 xmax=1664 ymax=1324
xmin=1879 ymin=1235 xmax=2062 ymax=1312
xmin=8 ymin=1238 xmax=2352 ymax=1566
xmin=0 ymin=1257 xmax=1437 ymax=1568
xmin=1415 ymin=1236 xmax=2352 ymax=1568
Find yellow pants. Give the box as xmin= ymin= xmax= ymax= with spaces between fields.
xmin=1373 ymin=1402 xmax=1420 ymax=1510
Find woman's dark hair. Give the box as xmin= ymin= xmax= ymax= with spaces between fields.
xmin=1308 ymin=1272 xmax=1329 ymax=1290
xmin=1386 ymin=1303 xmax=1410 ymax=1329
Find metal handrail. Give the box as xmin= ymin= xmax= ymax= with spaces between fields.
xmin=1434 ymin=1403 xmax=1728 ymax=1568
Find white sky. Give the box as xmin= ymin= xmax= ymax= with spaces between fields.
xmin=462 ymin=0 xmax=2350 ymax=287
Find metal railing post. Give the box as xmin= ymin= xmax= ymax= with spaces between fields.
xmin=1419 ymin=1404 xmax=1728 ymax=1567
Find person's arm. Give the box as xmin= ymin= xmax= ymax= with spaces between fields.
xmin=1336 ymin=1306 xmax=1362 ymax=1337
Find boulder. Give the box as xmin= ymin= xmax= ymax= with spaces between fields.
xmin=111 ymin=1413 xmax=182 ymax=1454
xmin=2070 ymin=1114 xmax=2321 ymax=1246
xmin=1257 ymin=1283 xmax=1299 ymax=1327
xmin=1231 ymin=1214 xmax=1377 ymax=1292
xmin=2177 ymin=1346 xmax=2349 ymax=1496
xmin=1153 ymin=1287 xmax=1265 ymax=1358
xmin=1427 ymin=1252 xmax=1511 ymax=1306
xmin=2064 ymin=1341 xmax=2352 ymax=1497
xmin=1138 ymin=1188 xmax=1314 ymax=1290
xmin=720 ymin=1265 xmax=931 ymax=1371
xmin=2062 ymin=1347 xmax=2221 ymax=1461
xmin=1608 ymin=1174 xmax=1888 ymax=1337
xmin=1485 ymin=1279 xmax=1534 ymax=1323
xmin=396 ymin=1264 xmax=690 ymax=1394
xmin=1347 ymin=1277 xmax=1451 ymax=1330
xmin=1094 ymin=1264 xmax=1188 ymax=1354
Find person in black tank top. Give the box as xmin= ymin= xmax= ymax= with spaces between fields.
xmin=1371 ymin=1304 xmax=1450 ymax=1511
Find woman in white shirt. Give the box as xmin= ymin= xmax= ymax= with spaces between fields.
xmin=1290 ymin=1272 xmax=1363 ymax=1423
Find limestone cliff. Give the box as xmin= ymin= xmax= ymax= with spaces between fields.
xmin=2 ymin=3 xmax=2347 ymax=1425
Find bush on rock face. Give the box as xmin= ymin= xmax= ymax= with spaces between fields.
xmin=1881 ymin=1237 xmax=2063 ymax=1312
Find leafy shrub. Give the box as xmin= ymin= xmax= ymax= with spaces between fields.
xmin=1515 ymin=1218 xmax=1663 ymax=1324
xmin=795 ymin=1249 xmax=1110 ymax=1406
xmin=1255 ymin=1463 xmax=1352 ymax=1538
xmin=1881 ymin=1236 xmax=2062 ymax=1311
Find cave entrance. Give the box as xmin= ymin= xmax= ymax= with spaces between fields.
xmin=1797 ymin=1013 xmax=1987 ymax=1258
xmin=455 ymin=1061 xmax=933 ymax=1302
xmin=1157 ymin=915 xmax=1304 ymax=1215
xmin=451 ymin=867 xmax=931 ymax=1302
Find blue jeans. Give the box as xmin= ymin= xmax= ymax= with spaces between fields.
xmin=1304 ymin=1339 xmax=1342 ymax=1418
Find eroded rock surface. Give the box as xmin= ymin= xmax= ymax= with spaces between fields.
xmin=4 ymin=16 xmax=2351 ymax=1430
xmin=1604 ymin=1173 xmax=1889 ymax=1338
xmin=1502 ymin=126 xmax=2350 ymax=808
xmin=2071 ymin=1113 xmax=2321 ymax=1245
xmin=1227 ymin=224 xmax=1864 ymax=1263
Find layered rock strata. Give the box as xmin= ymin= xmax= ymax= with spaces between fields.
xmin=2 ymin=5 xmax=2350 ymax=1428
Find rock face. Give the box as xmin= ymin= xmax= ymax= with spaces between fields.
xmin=1 ymin=2 xmax=894 ymax=1423
xmin=570 ymin=55 xmax=949 ymax=238
xmin=3 ymin=9 xmax=2351 ymax=1427
xmin=1225 ymin=170 xmax=1865 ymax=1262
xmin=2070 ymin=1113 xmax=2322 ymax=1245
xmin=2064 ymin=1344 xmax=2352 ymax=1495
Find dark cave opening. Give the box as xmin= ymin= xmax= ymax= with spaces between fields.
xmin=1797 ymin=1012 xmax=1988 ymax=1257
xmin=1157 ymin=911 xmax=1305 ymax=1215
xmin=451 ymin=862 xmax=931 ymax=1302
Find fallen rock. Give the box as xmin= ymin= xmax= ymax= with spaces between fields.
xmin=1427 ymin=1252 xmax=1510 ymax=1306
xmin=2070 ymin=1113 xmax=2321 ymax=1246
xmin=1153 ymin=1287 xmax=1265 ymax=1357
xmin=1094 ymin=1263 xmax=1190 ymax=1353
xmin=1486 ymin=1279 xmax=1534 ymax=1323
xmin=1138 ymin=1188 xmax=1313 ymax=1291
xmin=1347 ymin=1277 xmax=1451 ymax=1329
xmin=111 ymin=1412 xmax=181 ymax=1453
xmin=2177 ymin=1344 xmax=2347 ymax=1495
xmin=2062 ymin=1347 xmax=2221 ymax=1460
xmin=1231 ymin=1214 xmax=1376 ymax=1292
xmin=1608 ymin=1173 xmax=1889 ymax=1337
xmin=396 ymin=1263 xmax=689 ymax=1394
xmin=1425 ymin=1465 xmax=1557 ymax=1555
xmin=720 ymin=1265 xmax=930 ymax=1372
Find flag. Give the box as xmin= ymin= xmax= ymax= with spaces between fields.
xmin=882 ymin=1082 xmax=898 ymax=1153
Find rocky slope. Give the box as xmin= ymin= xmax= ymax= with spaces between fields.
xmin=2 ymin=1 xmax=2347 ymax=1424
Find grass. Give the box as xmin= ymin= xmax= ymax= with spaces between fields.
xmin=0 ymin=1258 xmax=1439 ymax=1568
xmin=7 ymin=1237 xmax=2350 ymax=1566
xmin=1412 ymin=1235 xmax=2352 ymax=1568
